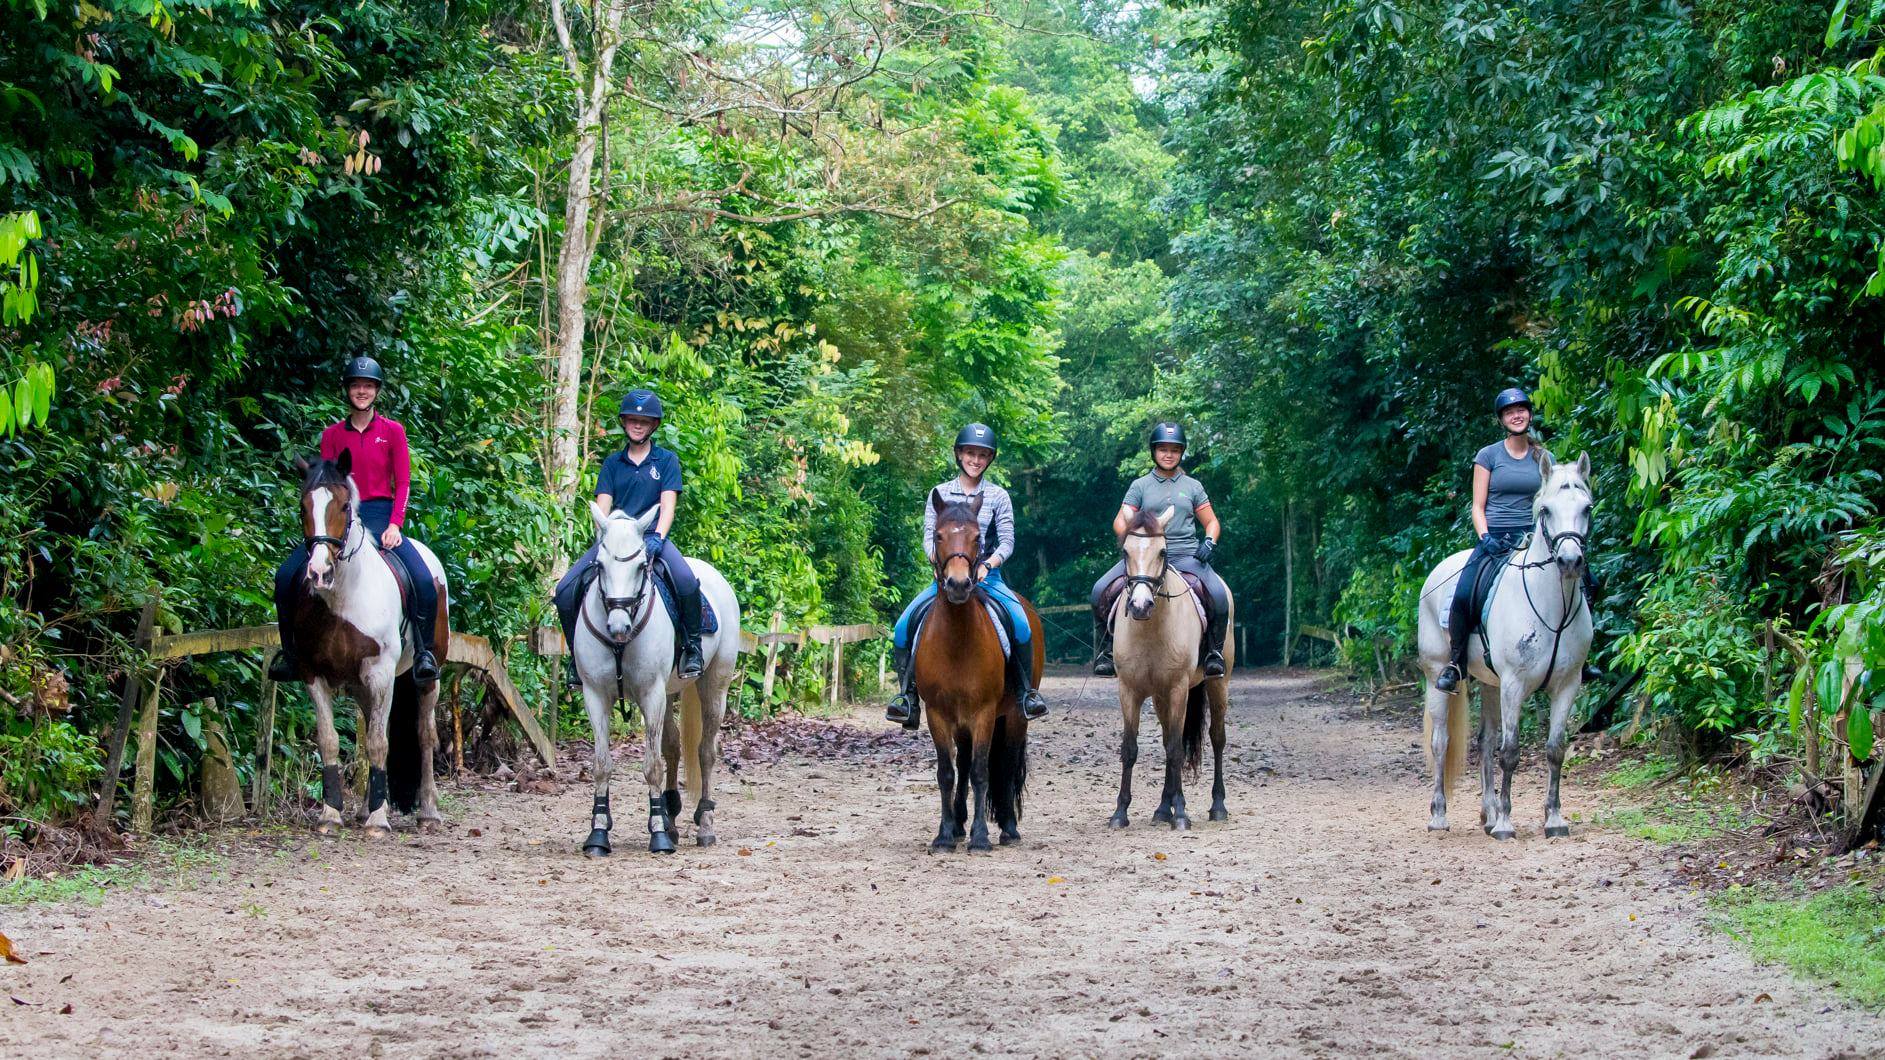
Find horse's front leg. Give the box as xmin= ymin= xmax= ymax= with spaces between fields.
xmin=1152 ymin=685 xmax=1190 ymax=830
xmin=1110 ymin=690 xmax=1141 ymax=829
xmin=308 ymin=679 xmax=345 ymax=835
xmin=1542 ymin=676 xmax=1579 ymax=838
xmin=360 ymin=671 xmax=395 ymax=837
xmin=638 ymin=679 xmax=676 ymax=854
xmin=1490 ymin=678 xmax=1525 ymax=841
xmin=581 ymin=679 xmax=616 ymax=858
xmin=928 ymin=712 xmax=959 ymax=852
xmin=965 ymin=714 xmax=996 ymax=853
xmin=415 ymin=679 xmax=444 ymax=833
xmin=1479 ymin=683 xmax=1500 ymax=833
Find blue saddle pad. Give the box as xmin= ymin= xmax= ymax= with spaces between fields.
xmin=652 ymin=560 xmax=719 ymax=636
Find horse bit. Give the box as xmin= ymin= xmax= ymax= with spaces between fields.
xmin=581 ymin=545 xmax=653 ymax=707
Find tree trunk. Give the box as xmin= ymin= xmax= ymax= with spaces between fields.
xmin=1282 ymin=498 xmax=1295 ymax=667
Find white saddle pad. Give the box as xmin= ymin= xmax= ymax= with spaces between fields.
xmin=915 ymin=596 xmax=1011 ymax=657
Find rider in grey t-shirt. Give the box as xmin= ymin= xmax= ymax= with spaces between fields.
xmin=1474 ymin=440 xmax=1544 ymax=532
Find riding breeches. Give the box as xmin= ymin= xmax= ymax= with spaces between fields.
xmin=1445 ymin=528 xmax=1528 ymax=661
xmin=893 ymin=569 xmax=1031 ymax=650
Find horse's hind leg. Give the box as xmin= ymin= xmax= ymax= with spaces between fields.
xmin=928 ymin=714 xmax=960 ymax=853
xmin=308 ymin=680 xmax=345 ymax=835
xmin=660 ymin=694 xmax=682 ymax=843
xmin=687 ymin=677 xmax=728 ymax=847
xmin=952 ymin=734 xmax=971 ymax=838
xmin=1110 ymin=691 xmax=1142 ymax=829
xmin=1207 ymin=679 xmax=1230 ymax=823
xmin=1542 ymin=678 xmax=1578 ymax=838
xmin=581 ymin=682 xmax=615 ymax=858
xmin=1478 ymin=685 xmax=1499 ymax=833
xmin=416 ymin=679 xmax=444 ymax=833
xmin=992 ymin=718 xmax=1020 ymax=845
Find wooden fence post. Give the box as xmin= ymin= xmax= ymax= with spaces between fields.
xmin=760 ymin=610 xmax=784 ymax=705
xmin=199 ymin=697 xmax=245 ymax=823
xmin=829 ymin=634 xmax=844 ymax=710
xmin=94 ymin=595 xmax=158 ymax=830
xmin=130 ymin=666 xmax=167 ymax=834
xmin=252 ymin=650 xmax=279 ymax=813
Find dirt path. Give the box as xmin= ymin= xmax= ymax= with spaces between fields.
xmin=5 ymin=670 xmax=1883 ymax=1057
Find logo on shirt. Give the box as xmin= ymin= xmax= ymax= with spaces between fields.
xmin=650 ymin=467 xmax=660 ymax=481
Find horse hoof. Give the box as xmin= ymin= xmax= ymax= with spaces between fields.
xmin=1208 ymin=808 xmax=1229 ymax=823
xmin=697 ymin=833 xmax=718 ymax=848
xmin=1545 ymin=824 xmax=1570 ymax=839
xmin=417 ymin=817 xmax=443 ymax=835
xmin=312 ymin=821 xmax=339 ymax=836
xmin=1428 ymin=819 xmax=1450 ymax=832
xmin=1150 ymin=811 xmax=1173 ymax=825
xmin=1171 ymin=816 xmax=1191 ymax=832
xmin=929 ymin=839 xmax=956 ymax=854
xmin=649 ymin=833 xmax=677 ymax=854
xmin=582 ymin=844 xmax=611 ymax=859
xmin=1107 ymin=814 xmax=1129 ymax=830
xmin=967 ymin=839 xmax=993 ymax=854
xmin=363 ymin=825 xmax=391 ymax=840
xmin=1491 ymin=828 xmax=1516 ymax=842
xmin=999 ymin=831 xmax=1021 ymax=846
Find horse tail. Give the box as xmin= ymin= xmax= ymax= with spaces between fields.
xmin=1183 ymin=681 xmax=1207 ymax=775
xmin=680 ymin=680 xmax=704 ymax=801
xmin=387 ymin=671 xmax=421 ymax=814
xmin=1423 ymin=684 xmax=1471 ymax=800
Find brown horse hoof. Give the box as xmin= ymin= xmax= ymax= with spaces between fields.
xmin=363 ymin=824 xmax=392 ymax=840
xmin=417 ymin=817 xmax=443 ymax=835
xmin=312 ymin=821 xmax=339 ymax=836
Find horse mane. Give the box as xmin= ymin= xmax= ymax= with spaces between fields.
xmin=1532 ymin=460 xmax=1591 ymax=518
xmin=301 ymin=457 xmax=351 ymax=491
xmin=1124 ymin=508 xmax=1165 ymax=536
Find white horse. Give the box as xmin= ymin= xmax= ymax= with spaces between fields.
xmin=1418 ymin=452 xmax=1593 ymax=840
xmin=573 ymin=503 xmax=742 ymax=855
xmin=289 ymin=454 xmax=447 ymax=837
xmin=1109 ymin=506 xmax=1234 ymax=830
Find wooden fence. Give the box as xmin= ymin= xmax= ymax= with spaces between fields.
xmin=92 ymin=599 xmax=889 ymax=832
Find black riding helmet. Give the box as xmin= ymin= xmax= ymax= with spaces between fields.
xmin=1148 ymin=421 xmax=1187 ymax=452
xmin=342 ymin=356 xmax=384 ymax=387
xmin=1493 ymin=387 xmax=1532 ymax=416
xmin=619 ymin=388 xmax=664 ymax=421
xmin=954 ymin=422 xmax=997 ymax=473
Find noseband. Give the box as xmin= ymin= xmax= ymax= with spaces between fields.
xmin=1121 ymin=531 xmax=1187 ymax=601
xmin=591 ymin=547 xmax=651 ymax=646
xmin=303 ymin=504 xmax=363 ymax=568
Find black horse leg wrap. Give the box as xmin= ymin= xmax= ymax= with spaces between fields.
xmin=591 ymin=793 xmax=611 ymax=830
xmin=367 ymin=766 xmax=388 ymax=814
xmin=321 ymin=764 xmax=344 ymax=813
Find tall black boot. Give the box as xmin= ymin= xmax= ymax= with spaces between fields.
xmin=1434 ymin=594 xmax=1473 ymax=692
xmin=885 ymin=645 xmax=919 ymax=729
xmin=268 ymin=626 xmax=300 ymax=682
xmin=1009 ymin=649 xmax=1047 ymax=720
xmin=1201 ymin=610 xmax=1228 ymax=678
xmin=1092 ymin=618 xmax=1115 ymax=676
xmin=675 ymin=580 xmax=706 ymax=680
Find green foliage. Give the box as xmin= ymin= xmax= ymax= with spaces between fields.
xmin=1714 ymin=884 xmax=1885 ymax=1006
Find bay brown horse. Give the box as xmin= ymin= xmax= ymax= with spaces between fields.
xmin=287 ymin=453 xmax=449 ymax=836
xmin=913 ymin=491 xmax=1042 ymax=853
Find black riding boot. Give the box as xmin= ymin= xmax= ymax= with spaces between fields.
xmin=676 ymin=581 xmax=706 ymax=680
xmin=1092 ymin=619 xmax=1115 ymax=676
xmin=1202 ymin=610 xmax=1228 ymax=678
xmin=1434 ymin=593 xmax=1473 ymax=693
xmin=1009 ymin=649 xmax=1048 ymax=720
xmin=409 ymin=604 xmax=440 ymax=684
xmin=268 ymin=628 xmax=299 ymax=682
xmin=885 ymin=645 xmax=919 ymax=730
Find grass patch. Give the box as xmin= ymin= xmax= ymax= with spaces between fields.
xmin=1602 ymin=753 xmax=1679 ymax=789
xmin=1713 ymin=885 xmax=1885 ymax=1007
xmin=0 ymin=838 xmax=221 ymax=907
xmin=1592 ymin=803 xmax=1731 ymax=843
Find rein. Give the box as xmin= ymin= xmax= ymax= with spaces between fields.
xmin=1507 ymin=521 xmax=1589 ymax=689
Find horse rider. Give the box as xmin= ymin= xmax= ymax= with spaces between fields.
xmin=1090 ymin=422 xmax=1229 ymax=678
xmin=1434 ymin=386 xmax=1599 ymax=692
xmin=553 ymin=387 xmax=706 ymax=685
xmin=884 ymin=423 xmax=1049 ymax=730
xmin=269 ymin=356 xmax=440 ymax=684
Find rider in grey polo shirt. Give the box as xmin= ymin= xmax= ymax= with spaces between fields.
xmin=1089 ymin=422 xmax=1231 ymax=676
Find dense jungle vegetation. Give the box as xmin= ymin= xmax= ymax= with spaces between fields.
xmin=1 ymin=0 xmax=1881 ymax=834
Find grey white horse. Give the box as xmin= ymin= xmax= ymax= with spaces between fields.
xmin=1417 ymin=452 xmax=1594 ymax=840
xmin=573 ymin=503 xmax=742 ymax=855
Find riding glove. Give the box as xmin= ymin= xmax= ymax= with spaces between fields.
xmin=644 ymin=532 xmax=666 ymax=558
xmin=1195 ymin=537 xmax=1217 ymax=565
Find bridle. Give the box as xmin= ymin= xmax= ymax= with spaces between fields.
xmin=1507 ymin=493 xmax=1592 ymax=688
xmin=303 ymin=495 xmax=364 ymax=571
xmin=580 ymin=537 xmax=655 ymax=705
xmin=1121 ymin=530 xmax=1189 ymax=602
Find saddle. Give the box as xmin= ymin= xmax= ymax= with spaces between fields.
xmin=910 ymin=590 xmax=1014 ymax=659
xmin=575 ymin=556 xmax=718 ymax=664
xmin=1439 ymin=537 xmax=1523 ymax=645
xmin=379 ymin=547 xmax=414 ymax=611
xmin=1100 ymin=571 xmax=1210 ymax=627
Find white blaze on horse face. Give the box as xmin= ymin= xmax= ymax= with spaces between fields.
xmin=1123 ymin=530 xmax=1163 ymax=617
xmin=306 ymin=486 xmax=338 ymax=587
xmin=599 ymin=513 xmax=647 ymax=638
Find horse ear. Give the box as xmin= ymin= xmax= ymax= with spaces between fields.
xmin=294 ymin=455 xmax=310 ymax=475
xmin=1156 ymin=505 xmax=1176 ymax=532
xmin=635 ymin=508 xmax=658 ymax=536
xmin=1576 ymin=451 xmax=1592 ymax=482
xmin=335 ymin=448 xmax=353 ymax=477
xmin=930 ymin=488 xmax=945 ymax=514
xmin=968 ymin=492 xmax=984 ymax=518
xmin=1536 ymin=449 xmax=1555 ymax=477
xmin=589 ymin=499 xmax=609 ymax=531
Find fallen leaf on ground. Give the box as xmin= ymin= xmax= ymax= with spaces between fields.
xmin=738 ymin=848 xmax=752 ymax=856
xmin=0 ymin=933 xmax=25 ymax=965
xmin=1152 ymin=852 xmax=1168 ymax=861
xmin=1046 ymin=876 xmax=1065 ymax=884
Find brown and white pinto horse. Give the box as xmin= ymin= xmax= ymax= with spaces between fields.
xmin=914 ymin=491 xmax=1041 ymax=853
xmin=287 ymin=452 xmax=449 ymax=836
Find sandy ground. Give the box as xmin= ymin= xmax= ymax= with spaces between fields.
xmin=4 ymin=669 xmax=1884 ymax=1058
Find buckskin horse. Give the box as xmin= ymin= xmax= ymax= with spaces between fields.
xmin=571 ymin=503 xmax=743 ymax=856
xmin=1417 ymin=452 xmax=1594 ymax=840
xmin=914 ymin=491 xmax=1041 ymax=853
xmin=1107 ymin=506 xmax=1234 ymax=831
xmin=285 ymin=452 xmax=448 ymax=836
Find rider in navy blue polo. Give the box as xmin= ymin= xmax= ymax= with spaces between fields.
xmin=553 ymin=388 xmax=705 ymax=683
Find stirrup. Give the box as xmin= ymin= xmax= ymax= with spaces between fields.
xmin=1092 ymin=652 xmax=1115 ymax=677
xmin=564 ymin=656 xmax=582 ymax=690
xmin=678 ymin=643 xmax=705 ymax=680
xmin=1020 ymin=688 xmax=1048 ymax=720
xmin=886 ymin=691 xmax=918 ymax=726
xmin=1202 ymin=650 xmax=1226 ymax=677
xmin=413 ymin=648 xmax=440 ymax=684
xmin=1434 ymin=663 xmax=1463 ymax=692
